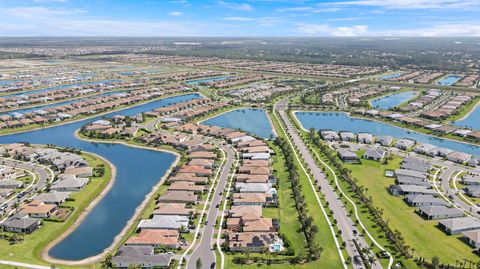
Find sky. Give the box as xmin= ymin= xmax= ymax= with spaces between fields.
xmin=0 ymin=0 xmax=479 ymax=36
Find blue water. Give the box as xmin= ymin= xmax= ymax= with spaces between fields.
xmin=371 ymin=91 xmax=417 ymax=110
xmin=378 ymin=73 xmax=402 ymax=80
xmin=2 ymin=79 xmax=122 ymax=98
xmin=0 ymin=79 xmax=19 ymax=86
xmin=119 ymin=71 xmax=134 ymax=75
xmin=203 ymin=108 xmax=275 ymax=139
xmin=295 ymin=111 xmax=479 ymax=155
xmin=0 ymin=93 xmax=202 ymax=260
xmin=0 ymin=90 xmax=131 ymax=117
xmin=437 ymin=75 xmax=462 ymax=86
xmin=185 ymin=75 xmax=234 ymax=85
xmin=454 ymin=103 xmax=480 ymax=130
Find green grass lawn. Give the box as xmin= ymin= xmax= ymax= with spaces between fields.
xmin=345 ymin=156 xmax=480 ymax=266
xmin=268 ymin=111 xmax=344 ymax=268
xmin=0 ymin=152 xmax=112 ymax=269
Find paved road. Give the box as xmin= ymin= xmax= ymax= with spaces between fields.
xmin=0 ymin=158 xmax=53 ymax=218
xmin=438 ymin=163 xmax=480 ymax=216
xmin=390 ymin=150 xmax=480 ymax=218
xmin=186 ymin=143 xmax=236 ymax=269
xmin=0 ymin=260 xmax=53 ymax=269
xmin=276 ymin=99 xmax=382 ymax=269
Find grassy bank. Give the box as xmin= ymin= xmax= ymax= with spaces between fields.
xmin=0 ymin=151 xmax=112 ymax=269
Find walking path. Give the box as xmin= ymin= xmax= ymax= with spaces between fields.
xmin=275 ymin=99 xmax=383 ymax=269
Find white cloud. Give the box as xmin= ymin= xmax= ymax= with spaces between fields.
xmin=275 ymin=6 xmax=313 ymax=12
xmin=296 ymin=22 xmax=480 ymax=37
xmin=390 ymin=23 xmax=480 ymax=36
xmin=296 ymin=24 xmax=369 ymax=36
xmin=322 ymin=0 xmax=480 ymax=10
xmin=223 ymin=16 xmax=279 ymax=26
xmin=168 ymin=11 xmax=184 ymax=16
xmin=216 ymin=1 xmax=254 ymax=11
xmin=0 ymin=6 xmax=202 ymax=36
xmin=224 ymin=17 xmax=255 ymax=21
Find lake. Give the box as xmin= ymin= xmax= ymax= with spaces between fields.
xmin=378 ymin=73 xmax=403 ymax=80
xmin=202 ymin=108 xmax=275 ymax=139
xmin=0 ymin=93 xmax=202 ymax=260
xmin=436 ymin=75 xmax=462 ymax=86
xmin=295 ymin=111 xmax=479 ymax=155
xmin=453 ymin=102 xmax=480 ymax=130
xmin=371 ymin=91 xmax=417 ymax=110
xmin=185 ymin=75 xmax=234 ymax=85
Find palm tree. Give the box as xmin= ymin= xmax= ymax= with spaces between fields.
xmin=196 ymin=258 xmax=203 ymax=269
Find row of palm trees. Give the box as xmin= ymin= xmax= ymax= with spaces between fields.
xmin=308 ymin=129 xmax=412 ymax=258
xmin=275 ymin=136 xmax=323 ymax=262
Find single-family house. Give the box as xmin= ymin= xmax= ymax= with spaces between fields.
xmin=112 ymin=246 xmax=173 ymax=268
xmin=362 ymin=146 xmax=386 ymax=161
xmin=417 ymin=206 xmax=463 ymax=220
xmin=439 ymin=217 xmax=480 ymax=235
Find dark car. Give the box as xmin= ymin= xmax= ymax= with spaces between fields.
xmin=210 ymin=262 xmax=216 ymax=268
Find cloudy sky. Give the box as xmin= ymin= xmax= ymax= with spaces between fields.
xmin=1 ymin=0 xmax=479 ymax=36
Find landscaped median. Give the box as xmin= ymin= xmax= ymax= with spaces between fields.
xmin=0 ymin=149 xmax=112 ymax=269
xmin=265 ymin=109 xmax=346 ymax=269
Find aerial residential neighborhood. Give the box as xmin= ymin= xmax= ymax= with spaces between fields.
xmin=0 ymin=1 xmax=480 ymax=269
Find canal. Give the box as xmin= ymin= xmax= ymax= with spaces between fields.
xmin=0 ymin=93 xmax=202 ymax=261
xmin=295 ymin=111 xmax=479 ymax=155
xmin=2 ymin=79 xmax=122 ymax=98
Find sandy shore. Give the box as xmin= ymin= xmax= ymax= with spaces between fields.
xmin=40 ymin=131 xmax=180 ymax=266
xmin=454 ymin=100 xmax=479 ymax=122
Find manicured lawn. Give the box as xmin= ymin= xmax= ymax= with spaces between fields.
xmin=268 ymin=111 xmax=344 ymax=268
xmin=345 ymin=156 xmax=479 ymax=266
xmin=445 ymin=98 xmax=479 ymax=122
xmin=0 ymin=151 xmax=112 ymax=269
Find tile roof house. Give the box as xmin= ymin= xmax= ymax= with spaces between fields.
xmin=153 ymin=203 xmax=195 ymax=216
xmin=157 ymin=191 xmax=198 ymax=204
xmin=126 ymin=229 xmax=179 ymax=248
xmin=463 ymin=230 xmax=480 ymax=248
xmin=243 ymin=218 xmax=277 ymax=232
xmin=19 ymin=200 xmax=57 ymax=218
xmin=228 ymin=232 xmax=282 ymax=253
xmin=168 ymin=182 xmax=205 ymax=194
xmin=447 ymin=151 xmax=472 ymax=164
xmin=188 ymin=151 xmax=217 ymax=159
xmin=233 ymin=193 xmax=274 ymax=206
